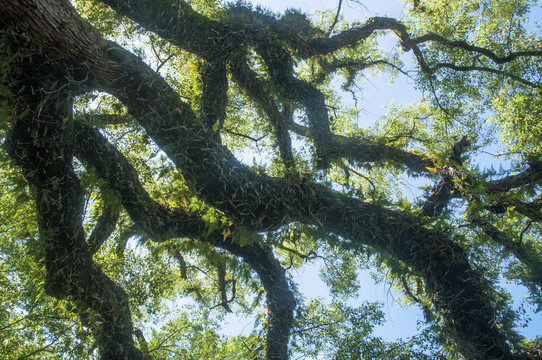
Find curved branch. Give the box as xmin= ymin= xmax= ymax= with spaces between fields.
xmin=97 ymin=0 xmax=542 ymax=94
xmin=6 ymin=71 xmax=142 ymax=359
xmin=174 ymin=251 xmax=189 ymax=279
xmin=326 ymin=0 xmax=343 ymax=35
xmin=287 ymin=121 xmax=435 ymax=174
xmin=411 ymin=33 xmax=542 ymax=64
xmin=115 ymin=225 xmax=139 ymax=257
xmin=420 ymin=161 xmax=542 ymax=218
xmin=73 ymin=121 xmax=295 ymax=359
xmin=279 ymin=17 xmax=412 ymax=58
xmin=486 ymin=160 xmax=542 ymax=193
xmin=469 ymin=212 xmax=542 ymax=287
xmin=420 ymin=174 xmax=455 ymax=217
xmin=251 ymin=30 xmax=333 ymax=167
xmin=74 ymin=113 xmax=134 ymax=126
xmin=431 ymin=62 xmax=541 ymax=88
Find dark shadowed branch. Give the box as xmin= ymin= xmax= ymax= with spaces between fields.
xmin=73 ymin=121 xmax=295 ymax=359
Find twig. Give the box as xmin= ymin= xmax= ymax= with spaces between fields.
xmin=327 ymin=0 xmax=343 ymax=36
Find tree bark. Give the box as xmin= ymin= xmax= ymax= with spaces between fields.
xmin=4 ymin=58 xmax=143 ymax=359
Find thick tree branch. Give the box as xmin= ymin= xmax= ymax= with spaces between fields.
xmin=94 ymin=0 xmax=537 ymax=178
xmin=421 ymin=137 xmax=471 ymax=216
xmin=2 ymin=1 xmax=295 ymax=354
xmin=99 ymin=0 xmax=333 ymax=167
xmin=115 ymin=225 xmax=139 ymax=257
xmin=99 ymin=0 xmax=228 ymax=59
xmin=420 ymin=137 xmax=542 ymax=218
xmin=200 ymin=60 xmax=228 ymax=136
xmin=97 ymin=0 xmax=542 ymax=94
xmin=270 ymin=16 xmax=412 ymax=58
xmin=251 ymin=35 xmax=333 ymax=167
xmin=174 ymin=251 xmax=189 ymax=280
xmin=73 ymin=122 xmax=295 ymax=359
xmin=420 ymin=172 xmax=456 ymax=217
xmin=421 ymin=161 xmax=542 ymax=218
xmin=310 ymin=190 xmax=511 ymax=358
xmin=470 ymin=213 xmax=542 ymax=287
xmin=6 ymin=66 xmax=142 ymax=359
xmin=288 ymin=121 xmax=435 ymax=174
xmin=75 ymin=113 xmax=134 ymax=126
xmin=486 ymin=161 xmax=542 ymax=193
xmin=486 ymin=199 xmax=542 ymax=223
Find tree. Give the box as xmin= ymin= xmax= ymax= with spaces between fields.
xmin=0 ymin=0 xmax=541 ymax=358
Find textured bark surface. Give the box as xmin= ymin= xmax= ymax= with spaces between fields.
xmin=5 ymin=58 xmax=143 ymax=359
